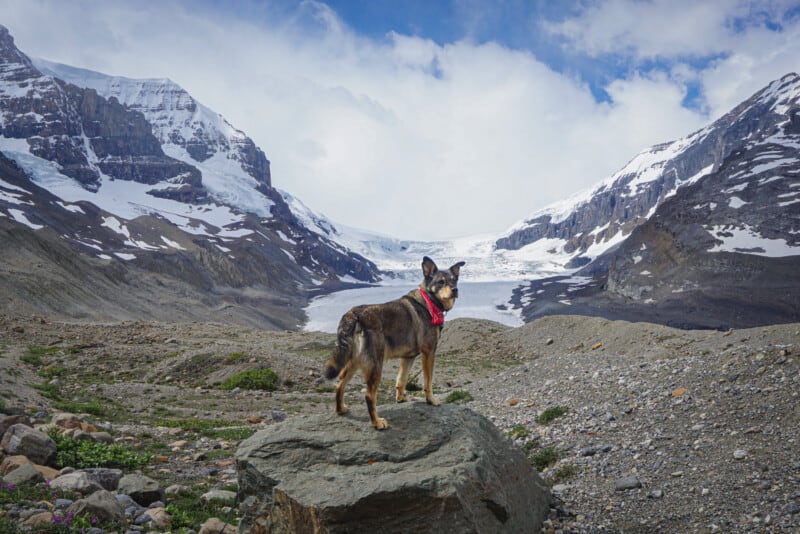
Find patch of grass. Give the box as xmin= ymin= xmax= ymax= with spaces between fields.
xmin=315 ymin=385 xmax=335 ymax=393
xmin=535 ymin=406 xmax=569 ymax=424
xmin=52 ymin=398 xmax=107 ymax=417
xmin=548 ymin=464 xmax=580 ymax=485
xmin=444 ymin=390 xmax=473 ymax=403
xmin=531 ymin=446 xmax=561 ymax=471
xmin=206 ymin=427 xmax=254 ymax=441
xmin=165 ymin=487 xmax=238 ymax=531
xmin=37 ymin=365 xmax=67 ymax=379
xmin=225 ymin=352 xmax=247 ymax=364
xmin=520 ymin=439 xmax=540 ymax=455
xmin=50 ymin=432 xmax=152 ymax=470
xmin=220 ymin=369 xmax=279 ymax=391
xmin=508 ymin=423 xmax=531 ymax=440
xmin=33 ymin=382 xmax=62 ymax=400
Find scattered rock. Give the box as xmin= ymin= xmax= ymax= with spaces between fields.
xmin=199 ymin=517 xmax=238 ymax=534
xmin=118 ymin=474 xmax=166 ymax=506
xmin=50 ymin=471 xmax=103 ymax=495
xmin=0 ymin=424 xmax=57 ymax=465
xmin=615 ymin=476 xmax=642 ymax=491
xmin=201 ymin=489 xmax=237 ymax=504
xmin=67 ymin=489 xmax=126 ymax=524
xmin=2 ymin=463 xmax=43 ymax=486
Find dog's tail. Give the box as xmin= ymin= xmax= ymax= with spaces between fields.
xmin=323 ymin=310 xmax=359 ymax=380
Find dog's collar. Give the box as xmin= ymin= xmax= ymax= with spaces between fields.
xmin=419 ymin=289 xmax=445 ymax=326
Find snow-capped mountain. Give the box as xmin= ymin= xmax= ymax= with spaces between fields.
xmin=512 ymin=73 xmax=800 ymax=328
xmin=0 ymin=25 xmax=379 ymax=328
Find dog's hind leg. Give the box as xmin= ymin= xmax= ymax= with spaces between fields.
xmin=395 ymin=357 xmax=415 ymax=402
xmin=365 ymin=364 xmax=388 ymax=429
xmin=421 ymin=348 xmax=440 ymax=406
xmin=335 ymin=363 xmax=356 ymax=415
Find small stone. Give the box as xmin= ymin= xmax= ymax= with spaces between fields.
xmin=786 ymin=502 xmax=800 ymax=515
xmin=647 ymin=489 xmax=663 ymax=499
xmin=733 ymin=449 xmax=747 ymax=460
xmin=672 ymin=387 xmax=687 ymax=397
xmin=247 ymin=416 xmax=263 ymax=424
xmin=545 ymin=338 xmax=554 ymax=346
xmin=508 ymin=398 xmax=520 ymax=407
xmin=615 ymin=476 xmax=642 ymax=491
xmin=271 ymin=409 xmax=287 ymax=422
xmin=591 ymin=342 xmax=603 ymax=350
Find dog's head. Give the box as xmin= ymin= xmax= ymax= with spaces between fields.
xmin=421 ymin=256 xmax=466 ymax=311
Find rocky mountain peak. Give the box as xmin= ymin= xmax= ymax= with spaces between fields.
xmin=0 ymin=24 xmax=40 ymax=83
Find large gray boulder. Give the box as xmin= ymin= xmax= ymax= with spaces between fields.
xmin=0 ymin=424 xmax=56 ymax=466
xmin=236 ymin=403 xmax=550 ymax=533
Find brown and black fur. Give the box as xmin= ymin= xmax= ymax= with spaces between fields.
xmin=323 ymin=256 xmax=465 ymax=429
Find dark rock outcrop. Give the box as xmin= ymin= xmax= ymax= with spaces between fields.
xmin=236 ymin=403 xmax=550 ymax=533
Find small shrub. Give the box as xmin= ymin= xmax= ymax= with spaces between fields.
xmin=50 ymin=432 xmax=152 ymax=470
xmin=531 ymin=446 xmax=561 ymax=471
xmin=508 ymin=423 xmax=531 ymax=440
xmin=536 ymin=406 xmax=569 ymax=424
xmin=220 ymin=369 xmax=279 ymax=391
xmin=444 ymin=390 xmax=473 ymax=403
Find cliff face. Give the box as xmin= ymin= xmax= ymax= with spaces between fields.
xmin=513 ymin=74 xmax=800 ymax=329
xmin=497 ymin=74 xmax=800 ymax=264
xmin=0 ymin=25 xmax=379 ymax=328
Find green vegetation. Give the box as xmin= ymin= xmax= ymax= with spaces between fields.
xmin=225 ymin=352 xmax=247 ymax=364
xmin=444 ymin=390 xmax=473 ymax=403
xmin=535 ymin=406 xmax=569 ymax=424
xmin=507 ymin=423 xmax=531 ymax=440
xmin=0 ymin=481 xmax=118 ymax=532
xmin=52 ymin=398 xmax=107 ymax=417
xmin=165 ymin=486 xmax=238 ymax=531
xmin=530 ymin=446 xmax=561 ymax=471
xmin=50 ymin=432 xmax=152 ymax=470
xmin=548 ymin=463 xmax=580 ymax=485
xmin=220 ymin=369 xmax=279 ymax=391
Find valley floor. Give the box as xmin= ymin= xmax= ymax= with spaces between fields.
xmin=1 ymin=314 xmax=799 ymax=532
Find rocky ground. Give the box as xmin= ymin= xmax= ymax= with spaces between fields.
xmin=1 ymin=313 xmax=799 ymax=533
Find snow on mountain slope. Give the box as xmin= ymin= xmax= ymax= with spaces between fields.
xmin=33 ymin=58 xmax=275 ymax=217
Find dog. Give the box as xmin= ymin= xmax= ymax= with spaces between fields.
xmin=323 ymin=256 xmax=465 ymax=429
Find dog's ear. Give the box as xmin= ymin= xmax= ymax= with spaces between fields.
xmin=421 ymin=256 xmax=438 ymax=282
xmin=449 ymin=261 xmax=465 ymax=280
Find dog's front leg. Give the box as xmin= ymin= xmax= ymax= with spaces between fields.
xmin=421 ymin=349 xmax=440 ymax=406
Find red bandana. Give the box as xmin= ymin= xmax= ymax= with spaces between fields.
xmin=419 ymin=289 xmax=444 ymax=326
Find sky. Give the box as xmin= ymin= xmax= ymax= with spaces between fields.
xmin=2 ymin=0 xmax=800 ymax=240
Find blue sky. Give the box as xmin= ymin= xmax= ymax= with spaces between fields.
xmin=2 ymin=0 xmax=800 ymax=239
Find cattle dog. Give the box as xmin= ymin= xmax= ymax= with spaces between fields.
xmin=323 ymin=256 xmax=465 ymax=429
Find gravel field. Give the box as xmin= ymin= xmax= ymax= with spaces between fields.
xmin=1 ymin=314 xmax=799 ymax=533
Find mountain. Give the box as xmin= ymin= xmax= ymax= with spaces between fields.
xmin=511 ymin=73 xmax=800 ymax=329
xmin=0 ymin=25 xmax=379 ymax=329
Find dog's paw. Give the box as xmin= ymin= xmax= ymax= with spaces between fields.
xmin=396 ymin=394 xmax=408 ymax=403
xmin=426 ymin=396 xmax=441 ymax=406
xmin=336 ymin=404 xmax=349 ymax=415
xmin=373 ymin=418 xmax=389 ymax=430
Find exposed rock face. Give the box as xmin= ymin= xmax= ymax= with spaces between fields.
xmin=514 ymin=73 xmax=800 ymax=329
xmin=235 ymin=403 xmax=550 ymax=533
xmin=497 ymin=73 xmax=800 ymax=259
xmin=0 ymin=25 xmax=381 ymax=328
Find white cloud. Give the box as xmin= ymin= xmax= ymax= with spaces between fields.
xmin=1 ymin=0 xmax=797 ymax=240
